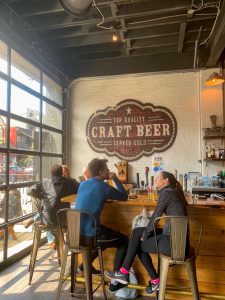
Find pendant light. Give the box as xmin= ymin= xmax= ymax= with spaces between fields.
xmin=205 ymin=72 xmax=224 ymax=86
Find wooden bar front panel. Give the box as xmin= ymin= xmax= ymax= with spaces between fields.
xmin=100 ymin=201 xmax=225 ymax=297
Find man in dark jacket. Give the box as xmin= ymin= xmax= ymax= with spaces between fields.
xmin=28 ymin=164 xmax=79 ymax=246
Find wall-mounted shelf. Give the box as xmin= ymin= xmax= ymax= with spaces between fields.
xmin=204 ymin=158 xmax=225 ymax=161
xmin=204 ymin=135 xmax=225 ymax=139
xmin=203 ymin=127 xmax=225 ymax=139
xmin=203 ymin=129 xmax=225 ymax=165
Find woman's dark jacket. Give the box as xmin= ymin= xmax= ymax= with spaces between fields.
xmin=141 ymin=185 xmax=187 ymax=240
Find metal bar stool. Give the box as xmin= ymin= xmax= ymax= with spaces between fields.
xmin=153 ymin=216 xmax=202 ymax=300
xmin=56 ymin=208 xmax=107 ymax=300
xmin=28 ymin=197 xmax=62 ymax=285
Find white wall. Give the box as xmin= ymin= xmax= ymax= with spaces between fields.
xmin=67 ymin=69 xmax=223 ymax=183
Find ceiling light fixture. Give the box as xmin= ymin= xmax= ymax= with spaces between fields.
xmin=112 ymin=29 xmax=118 ymax=42
xmin=205 ymin=72 xmax=224 ymax=86
xmin=92 ymin=0 xmax=119 ymax=42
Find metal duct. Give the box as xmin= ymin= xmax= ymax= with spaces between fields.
xmin=59 ymin=0 xmax=92 ymax=16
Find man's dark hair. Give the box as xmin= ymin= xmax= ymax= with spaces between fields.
xmin=51 ymin=164 xmax=63 ymax=177
xmin=88 ymin=158 xmax=108 ymax=177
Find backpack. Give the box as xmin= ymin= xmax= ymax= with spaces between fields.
xmin=115 ymin=268 xmax=138 ymax=299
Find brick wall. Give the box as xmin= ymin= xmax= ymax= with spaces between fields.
xmin=67 ymin=68 xmax=223 ymax=182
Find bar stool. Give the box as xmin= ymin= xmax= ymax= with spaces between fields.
xmin=153 ymin=216 xmax=202 ymax=300
xmin=28 ymin=197 xmax=62 ymax=285
xmin=56 ymin=208 xmax=107 ymax=300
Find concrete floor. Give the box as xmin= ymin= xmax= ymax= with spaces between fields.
xmin=0 ymin=245 xmax=155 ymax=300
xmin=1 ymin=246 xmax=212 ymax=300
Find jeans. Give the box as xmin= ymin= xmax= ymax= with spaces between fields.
xmin=34 ymin=212 xmax=55 ymax=244
xmin=91 ymin=225 xmax=129 ymax=271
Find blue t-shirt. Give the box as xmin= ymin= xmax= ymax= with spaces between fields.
xmin=75 ymin=178 xmax=128 ymax=236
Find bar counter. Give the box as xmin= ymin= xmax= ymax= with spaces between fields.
xmin=62 ymin=194 xmax=225 ymax=298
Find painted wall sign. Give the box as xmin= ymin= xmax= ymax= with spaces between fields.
xmin=86 ymin=99 xmax=177 ymax=161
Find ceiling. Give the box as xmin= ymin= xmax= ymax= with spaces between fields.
xmin=0 ymin=0 xmax=225 ymax=79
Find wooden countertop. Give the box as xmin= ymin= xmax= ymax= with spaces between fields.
xmin=61 ymin=194 xmax=225 ymax=207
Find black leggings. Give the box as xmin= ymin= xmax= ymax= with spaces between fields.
xmin=92 ymin=225 xmax=129 ymax=271
xmin=122 ymin=227 xmax=170 ymax=280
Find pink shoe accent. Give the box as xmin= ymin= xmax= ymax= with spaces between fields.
xmin=120 ymin=267 xmax=129 ymax=274
xmin=151 ymin=278 xmax=159 ymax=284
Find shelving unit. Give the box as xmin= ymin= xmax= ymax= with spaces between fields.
xmin=203 ymin=128 xmax=225 ymax=166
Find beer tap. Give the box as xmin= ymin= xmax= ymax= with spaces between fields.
xmin=144 ymin=167 xmax=149 ymax=187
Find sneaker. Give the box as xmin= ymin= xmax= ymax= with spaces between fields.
xmin=146 ymin=281 xmax=159 ymax=294
xmin=104 ymin=270 xmax=129 ymax=284
xmin=108 ymin=281 xmax=128 ymax=293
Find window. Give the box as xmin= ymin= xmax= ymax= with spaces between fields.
xmin=0 ymin=78 xmax=7 ymax=111
xmin=43 ymin=73 xmax=62 ymax=105
xmin=0 ymin=116 xmax=7 ymax=148
xmin=0 ymin=190 xmax=6 ymax=223
xmin=0 ymin=154 xmax=6 ymax=186
xmin=42 ymin=156 xmax=62 ymax=179
xmin=11 ymin=50 xmax=40 ymax=92
xmin=42 ymin=101 xmax=62 ymax=130
xmin=0 ymin=40 xmax=7 ymax=74
xmin=11 ymin=85 xmax=40 ymax=120
xmin=10 ymin=119 xmax=40 ymax=151
xmin=42 ymin=129 xmax=62 ymax=154
xmin=0 ymin=41 xmax=64 ymax=268
xmin=9 ymin=154 xmax=40 ymax=183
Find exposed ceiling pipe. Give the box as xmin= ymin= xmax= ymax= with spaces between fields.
xmin=193 ymin=26 xmax=202 ymax=68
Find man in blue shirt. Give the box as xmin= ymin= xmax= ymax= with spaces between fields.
xmin=75 ymin=158 xmax=129 ymax=273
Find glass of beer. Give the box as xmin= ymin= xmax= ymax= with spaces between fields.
xmin=147 ymin=185 xmax=155 ymax=201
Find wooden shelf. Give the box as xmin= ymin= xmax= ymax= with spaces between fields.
xmin=204 ymin=135 xmax=225 ymax=139
xmin=204 ymin=158 xmax=225 ymax=161
xmin=203 ymin=128 xmax=225 ymax=139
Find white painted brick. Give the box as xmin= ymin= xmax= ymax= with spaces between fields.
xmin=67 ymin=69 xmax=223 ymax=182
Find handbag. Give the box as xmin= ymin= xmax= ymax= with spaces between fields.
xmin=131 ymin=208 xmax=152 ymax=229
xmin=115 ymin=267 xmax=138 ymax=299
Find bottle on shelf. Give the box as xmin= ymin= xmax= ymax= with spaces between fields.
xmin=211 ymin=144 xmax=215 ymax=158
xmin=208 ymin=144 xmax=212 ymax=158
xmin=215 ymin=146 xmax=220 ymax=159
xmin=206 ymin=146 xmax=209 ymax=158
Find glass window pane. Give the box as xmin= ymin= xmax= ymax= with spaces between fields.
xmin=11 ymin=50 xmax=40 ymax=92
xmin=8 ymin=188 xmax=23 ymax=220
xmin=42 ymin=156 xmax=62 ymax=179
xmin=10 ymin=119 xmax=40 ymax=151
xmin=43 ymin=74 xmax=62 ymax=105
xmin=0 ymin=116 xmax=7 ymax=148
xmin=0 ymin=190 xmax=6 ymax=223
xmin=0 ymin=40 xmax=7 ymax=74
xmin=0 ymin=154 xmax=6 ymax=185
xmin=42 ymin=101 xmax=62 ymax=130
xmin=11 ymin=84 xmax=40 ymax=121
xmin=0 ymin=78 xmax=7 ymax=111
xmin=9 ymin=154 xmax=40 ymax=183
xmin=7 ymin=187 xmax=42 ymax=258
xmin=42 ymin=129 xmax=62 ymax=154
xmin=0 ymin=225 xmax=4 ymax=262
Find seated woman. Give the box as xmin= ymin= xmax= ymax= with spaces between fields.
xmin=105 ymin=171 xmax=188 ymax=294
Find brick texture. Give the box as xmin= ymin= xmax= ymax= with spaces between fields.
xmin=67 ymin=69 xmax=223 ymax=183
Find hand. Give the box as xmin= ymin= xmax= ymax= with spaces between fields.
xmin=108 ymin=172 xmax=117 ymax=180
